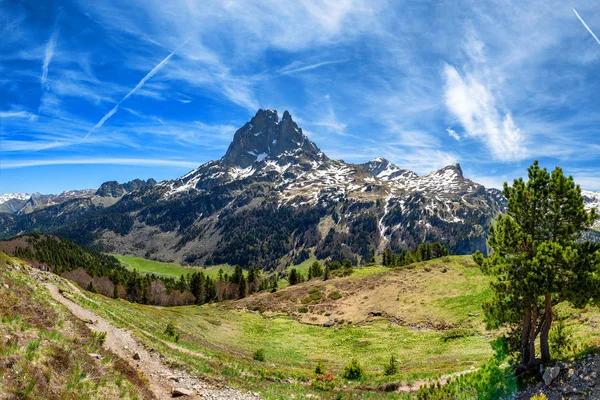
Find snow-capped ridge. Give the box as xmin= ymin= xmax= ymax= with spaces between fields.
xmin=0 ymin=192 xmax=31 ymax=204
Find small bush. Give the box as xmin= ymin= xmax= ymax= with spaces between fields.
xmin=312 ymin=371 xmax=335 ymax=391
xmin=298 ymin=306 xmax=309 ymax=313
xmin=315 ymin=360 xmax=325 ymax=375
xmin=383 ymin=354 xmax=398 ymax=376
xmin=164 ymin=321 xmax=176 ymax=337
xmin=90 ymin=331 xmax=107 ymax=346
xmin=441 ymin=328 xmax=474 ymax=341
xmin=25 ymin=339 xmax=41 ymax=361
xmin=309 ymin=290 xmax=323 ymax=301
xmin=253 ymin=348 xmax=265 ymax=362
xmin=301 ymin=296 xmax=312 ymax=304
xmin=328 ymin=291 xmax=342 ymax=300
xmin=549 ymin=320 xmax=572 ymax=357
xmin=341 ymin=358 xmax=364 ymax=380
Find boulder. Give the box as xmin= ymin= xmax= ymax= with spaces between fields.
xmin=171 ymin=387 xmax=193 ymax=397
xmin=543 ymin=366 xmax=560 ymax=386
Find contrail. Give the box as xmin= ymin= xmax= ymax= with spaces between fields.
xmin=279 ymin=59 xmax=347 ymax=75
xmin=41 ymin=21 xmax=59 ymax=90
xmin=573 ymin=8 xmax=600 ymax=47
xmin=80 ymin=39 xmax=190 ymax=143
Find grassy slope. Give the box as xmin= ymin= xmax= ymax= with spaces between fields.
xmin=114 ymin=254 xmax=233 ymax=279
xmin=0 ymin=253 xmax=152 ymax=399
xmin=62 ymin=257 xmax=494 ymax=398
xmin=57 ymin=255 xmax=600 ymax=399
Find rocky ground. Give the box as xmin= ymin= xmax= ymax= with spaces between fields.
xmin=518 ymin=355 xmax=600 ymax=399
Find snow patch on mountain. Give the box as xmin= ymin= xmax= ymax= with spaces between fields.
xmin=0 ymin=192 xmax=30 ymax=204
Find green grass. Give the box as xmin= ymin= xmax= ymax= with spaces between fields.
xmin=61 ymin=255 xmax=600 ymax=399
xmin=284 ymin=254 xmax=318 ymax=276
xmin=113 ymin=254 xmax=232 ymax=279
xmin=69 ymin=259 xmax=498 ymax=385
xmin=0 ymin=252 xmax=150 ymax=399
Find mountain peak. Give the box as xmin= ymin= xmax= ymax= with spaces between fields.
xmin=428 ymin=163 xmax=463 ymax=179
xmin=221 ymin=109 xmax=322 ymax=168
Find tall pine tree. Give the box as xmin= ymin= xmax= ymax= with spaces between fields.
xmin=474 ymin=161 xmax=599 ymax=367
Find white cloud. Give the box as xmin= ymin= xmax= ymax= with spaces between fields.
xmin=1 ymin=158 xmax=200 ymax=169
xmin=41 ymin=20 xmax=59 ymax=90
xmin=0 ymin=111 xmax=37 ymax=120
xmin=443 ymin=63 xmax=524 ymax=161
xmin=446 ymin=128 xmax=460 ymax=141
xmin=312 ymin=106 xmax=348 ymax=136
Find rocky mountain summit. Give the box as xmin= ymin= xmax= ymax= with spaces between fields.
xmin=96 ymin=179 xmax=157 ymax=198
xmin=0 ymin=192 xmax=30 ymax=214
xmin=1 ymin=109 xmax=597 ymax=269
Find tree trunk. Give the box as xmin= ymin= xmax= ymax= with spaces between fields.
xmin=521 ymin=303 xmax=532 ymax=365
xmin=540 ymin=293 xmax=553 ymax=363
xmin=528 ymin=303 xmax=538 ymax=366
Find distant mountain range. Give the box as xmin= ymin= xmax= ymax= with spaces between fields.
xmin=1 ymin=109 xmax=598 ymax=269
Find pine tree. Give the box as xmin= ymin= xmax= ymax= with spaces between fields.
xmin=307 ymin=261 xmax=323 ymax=279
xmin=474 ymin=161 xmax=599 ymax=366
xmin=238 ymin=275 xmax=247 ymax=299
xmin=288 ymin=268 xmax=300 ymax=285
xmin=323 ymin=265 xmax=331 ymax=281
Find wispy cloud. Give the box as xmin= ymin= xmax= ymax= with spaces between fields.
xmin=0 ymin=110 xmax=37 ymax=120
xmin=443 ymin=63 xmax=524 ymax=161
xmin=41 ymin=19 xmax=59 ymax=90
xmin=573 ymin=8 xmax=600 ymax=47
xmin=312 ymin=106 xmax=349 ymax=136
xmin=2 ymin=158 xmax=200 ymax=169
xmin=81 ymin=47 xmax=181 ymax=142
xmin=447 ymin=128 xmax=460 ymax=141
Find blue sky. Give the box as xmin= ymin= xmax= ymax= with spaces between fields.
xmin=1 ymin=0 xmax=599 ymax=194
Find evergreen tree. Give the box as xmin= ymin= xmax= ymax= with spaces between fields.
xmin=323 ymin=265 xmax=331 ymax=281
xmin=288 ymin=268 xmax=300 ymax=285
xmin=238 ymin=275 xmax=247 ymax=299
xmin=307 ymin=261 xmax=323 ymax=279
xmin=474 ymin=161 xmax=599 ymax=367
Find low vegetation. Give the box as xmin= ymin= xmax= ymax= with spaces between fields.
xmin=0 ymin=252 xmax=152 ymax=399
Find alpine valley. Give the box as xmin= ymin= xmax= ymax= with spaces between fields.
xmin=1 ymin=109 xmax=598 ymax=269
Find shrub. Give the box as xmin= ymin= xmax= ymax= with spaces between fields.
xmin=341 ymin=358 xmax=364 ymax=380
xmin=441 ymin=328 xmax=474 ymax=341
xmin=315 ymin=360 xmax=325 ymax=375
xmin=328 ymin=291 xmax=342 ymax=300
xmin=549 ymin=320 xmax=572 ymax=357
xmin=253 ymin=348 xmax=265 ymax=362
xmin=309 ymin=290 xmax=323 ymax=301
xmin=90 ymin=331 xmax=107 ymax=346
xmin=312 ymin=371 xmax=335 ymax=391
xmin=383 ymin=354 xmax=398 ymax=376
xmin=298 ymin=306 xmax=309 ymax=313
xmin=164 ymin=321 xmax=176 ymax=337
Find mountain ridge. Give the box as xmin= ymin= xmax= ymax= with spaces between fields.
xmin=1 ymin=109 xmax=598 ymax=269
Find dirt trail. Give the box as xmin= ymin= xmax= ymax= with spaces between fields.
xmin=46 ymin=283 xmax=259 ymax=400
